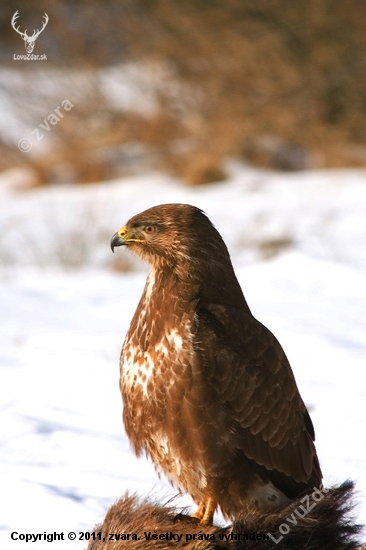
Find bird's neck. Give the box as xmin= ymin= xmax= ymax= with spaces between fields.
xmin=197 ymin=258 xmax=252 ymax=313
xmin=148 ymin=256 xmax=251 ymax=314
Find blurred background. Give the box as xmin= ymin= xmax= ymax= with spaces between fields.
xmin=1 ymin=3 xmax=366 ymax=545
xmin=2 ymin=0 xmax=366 ymax=186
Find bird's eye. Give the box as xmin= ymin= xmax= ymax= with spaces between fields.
xmin=144 ymin=225 xmax=154 ymax=234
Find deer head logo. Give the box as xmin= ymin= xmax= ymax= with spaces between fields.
xmin=11 ymin=10 xmax=49 ymax=54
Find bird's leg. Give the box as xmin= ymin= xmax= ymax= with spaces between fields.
xmin=192 ymin=498 xmax=216 ymax=525
xmin=192 ymin=502 xmax=206 ymax=522
xmin=200 ymin=497 xmax=216 ymax=525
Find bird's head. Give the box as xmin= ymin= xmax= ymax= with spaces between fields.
xmin=111 ymin=203 xmax=247 ymax=305
xmin=111 ymin=203 xmax=230 ymax=273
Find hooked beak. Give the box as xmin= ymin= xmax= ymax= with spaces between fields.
xmin=111 ymin=225 xmax=146 ymax=252
xmin=110 ymin=232 xmax=127 ymax=253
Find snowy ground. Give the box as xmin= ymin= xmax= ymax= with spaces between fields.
xmin=1 ymin=163 xmax=365 ymax=548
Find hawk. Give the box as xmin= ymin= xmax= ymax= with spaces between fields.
xmin=111 ymin=204 xmax=322 ymax=525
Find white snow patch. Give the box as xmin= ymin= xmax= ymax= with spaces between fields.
xmin=0 ymin=164 xmax=365 ymax=547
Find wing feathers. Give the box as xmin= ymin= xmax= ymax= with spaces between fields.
xmin=197 ymin=304 xmax=321 ymax=490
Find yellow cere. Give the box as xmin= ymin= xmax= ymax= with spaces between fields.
xmin=118 ymin=226 xmax=145 ymax=243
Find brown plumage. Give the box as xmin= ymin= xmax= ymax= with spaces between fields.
xmin=110 ymin=204 xmax=322 ymax=524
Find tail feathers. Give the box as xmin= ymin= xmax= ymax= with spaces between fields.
xmin=87 ymin=481 xmax=364 ymax=549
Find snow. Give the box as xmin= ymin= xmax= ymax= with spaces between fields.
xmin=0 ymin=163 xmax=365 ymax=548
xmin=0 ymin=62 xmax=181 ymax=151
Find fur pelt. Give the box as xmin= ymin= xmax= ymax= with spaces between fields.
xmin=87 ymin=481 xmax=364 ymax=550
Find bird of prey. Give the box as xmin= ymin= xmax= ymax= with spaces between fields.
xmin=110 ymin=204 xmax=322 ymax=525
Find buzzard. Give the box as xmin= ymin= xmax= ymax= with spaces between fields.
xmin=111 ymin=204 xmax=322 ymax=525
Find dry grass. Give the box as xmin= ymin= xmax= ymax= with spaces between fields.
xmin=2 ymin=0 xmax=366 ymax=184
